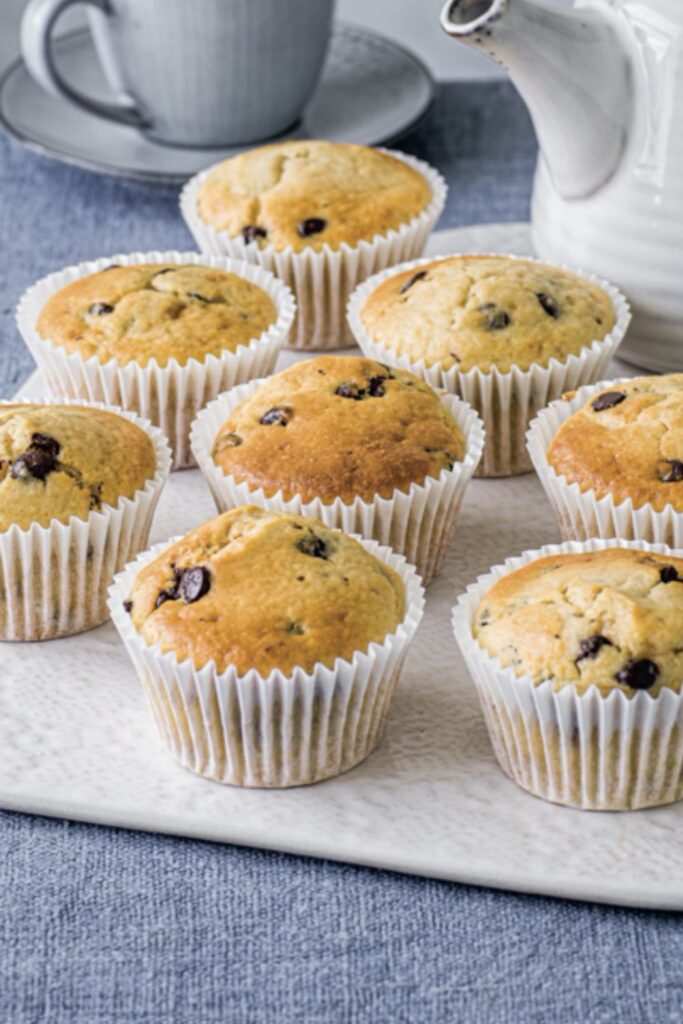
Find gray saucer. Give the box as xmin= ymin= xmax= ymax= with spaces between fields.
xmin=0 ymin=23 xmax=434 ymax=186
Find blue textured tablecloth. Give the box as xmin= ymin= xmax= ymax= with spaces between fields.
xmin=1 ymin=82 xmax=679 ymax=1024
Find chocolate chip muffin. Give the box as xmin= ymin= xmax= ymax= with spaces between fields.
xmin=547 ymin=375 xmax=683 ymax=512
xmin=210 ymin=356 xmax=466 ymax=503
xmin=473 ymin=547 xmax=683 ymax=699
xmin=0 ymin=403 xmax=156 ymax=532
xmin=359 ymin=256 xmax=616 ymax=373
xmin=36 ymin=263 xmax=277 ymax=368
xmin=196 ymin=141 xmax=432 ymax=253
xmin=126 ymin=506 xmax=405 ymax=676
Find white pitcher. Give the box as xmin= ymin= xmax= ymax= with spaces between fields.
xmin=441 ymin=0 xmax=683 ymax=372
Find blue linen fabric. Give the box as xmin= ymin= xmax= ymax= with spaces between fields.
xmin=1 ymin=83 xmax=680 ymax=1024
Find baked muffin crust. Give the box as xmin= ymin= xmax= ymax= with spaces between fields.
xmin=127 ymin=507 xmax=405 ymax=676
xmin=0 ymin=404 xmax=155 ymax=532
xmin=474 ymin=547 xmax=683 ymax=697
xmin=547 ymin=375 xmax=683 ymax=512
xmin=360 ymin=256 xmax=615 ymax=373
xmin=37 ymin=263 xmax=277 ymax=368
xmin=211 ymin=356 xmax=466 ymax=503
xmin=197 ymin=141 xmax=432 ymax=253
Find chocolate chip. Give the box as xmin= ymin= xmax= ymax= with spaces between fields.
xmin=242 ymin=225 xmax=267 ymax=243
xmin=537 ymin=292 xmax=560 ymax=319
xmin=592 ymin=390 xmax=626 ymax=412
xmin=576 ymin=634 xmax=612 ymax=664
xmin=615 ymin=658 xmax=659 ymax=690
xmin=177 ymin=566 xmax=211 ymax=605
xmin=259 ymin=407 xmax=291 ymax=426
xmin=482 ymin=308 xmax=510 ymax=331
xmin=88 ymin=302 xmax=114 ymax=316
xmin=367 ymin=376 xmax=388 ymax=398
xmin=297 ymin=217 xmax=326 ymax=238
xmin=335 ymin=382 xmax=365 ymax=400
xmin=399 ymin=271 xmax=427 ymax=295
xmin=285 ymin=621 xmax=304 ymax=635
xmin=661 ymin=460 xmax=683 ymax=483
xmin=155 ymin=591 xmax=172 ymax=609
xmin=123 ymin=600 xmax=133 ymax=614
xmin=296 ymin=533 xmax=328 ymax=559
xmin=660 ymin=565 xmax=680 ymax=584
xmin=11 ymin=432 xmax=62 ymax=481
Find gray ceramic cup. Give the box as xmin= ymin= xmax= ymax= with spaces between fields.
xmin=20 ymin=0 xmax=335 ymax=147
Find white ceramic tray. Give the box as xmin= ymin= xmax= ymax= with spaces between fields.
xmin=3 ymin=223 xmax=673 ymax=912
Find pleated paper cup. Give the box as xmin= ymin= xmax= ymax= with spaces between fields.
xmin=190 ymin=381 xmax=484 ymax=585
xmin=348 ymin=254 xmax=630 ymax=478
xmin=0 ymin=396 xmax=171 ymax=642
xmin=453 ymin=537 xmax=683 ymax=811
xmin=180 ymin=150 xmax=447 ymax=351
xmin=109 ymin=535 xmax=425 ymax=788
xmin=527 ymin=377 xmax=683 ymax=546
xmin=16 ymin=251 xmax=296 ymax=470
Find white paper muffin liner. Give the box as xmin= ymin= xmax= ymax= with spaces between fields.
xmin=453 ymin=537 xmax=683 ymax=810
xmin=0 ymin=396 xmax=171 ymax=642
xmin=527 ymin=377 xmax=683 ymax=546
xmin=16 ymin=251 xmax=296 ymax=470
xmin=347 ymin=253 xmax=631 ymax=478
xmin=180 ymin=149 xmax=447 ymax=351
xmin=109 ymin=533 xmax=425 ymax=788
xmin=189 ymin=380 xmax=484 ymax=585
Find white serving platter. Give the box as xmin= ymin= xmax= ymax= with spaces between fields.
xmin=2 ymin=223 xmax=671 ymax=912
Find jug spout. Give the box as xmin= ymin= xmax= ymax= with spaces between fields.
xmin=441 ymin=0 xmax=636 ymax=200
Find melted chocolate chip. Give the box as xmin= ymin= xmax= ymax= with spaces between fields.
xmin=259 ymin=407 xmax=291 ymax=426
xmin=576 ymin=634 xmax=612 ymax=664
xmin=297 ymin=217 xmax=327 ymax=238
xmin=592 ymin=390 xmax=626 ymax=412
xmin=242 ymin=225 xmax=268 ymax=243
xmin=399 ymin=271 xmax=427 ymax=295
xmin=537 ymin=292 xmax=560 ymax=319
xmin=11 ymin=433 xmax=62 ymax=481
xmin=155 ymin=591 xmax=172 ymax=610
xmin=482 ymin=308 xmax=510 ymax=331
xmin=661 ymin=460 xmax=683 ymax=483
xmin=296 ymin=534 xmax=329 ymax=560
xmin=660 ymin=565 xmax=680 ymax=584
xmin=177 ymin=566 xmax=211 ymax=605
xmin=285 ymin=621 xmax=304 ymax=635
xmin=615 ymin=658 xmax=660 ymax=690
xmin=123 ymin=600 xmax=133 ymax=614
xmin=88 ymin=302 xmax=114 ymax=316
xmin=335 ymin=382 xmax=365 ymax=401
xmin=367 ymin=376 xmax=387 ymax=398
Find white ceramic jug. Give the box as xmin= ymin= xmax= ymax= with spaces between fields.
xmin=441 ymin=0 xmax=683 ymax=372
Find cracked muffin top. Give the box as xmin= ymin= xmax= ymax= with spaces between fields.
xmin=210 ymin=355 xmax=466 ymax=503
xmin=0 ymin=404 xmax=156 ymax=532
xmin=547 ymin=375 xmax=683 ymax=512
xmin=126 ymin=506 xmax=405 ymax=676
xmin=36 ymin=263 xmax=277 ymax=368
xmin=360 ymin=255 xmax=616 ymax=373
xmin=196 ymin=141 xmax=432 ymax=252
xmin=473 ymin=547 xmax=683 ymax=698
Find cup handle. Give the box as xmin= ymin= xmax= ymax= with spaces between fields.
xmin=20 ymin=0 xmax=150 ymax=128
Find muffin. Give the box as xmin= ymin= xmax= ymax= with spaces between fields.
xmin=190 ymin=356 xmax=485 ymax=583
xmin=17 ymin=252 xmax=296 ymax=469
xmin=111 ymin=506 xmax=425 ymax=787
xmin=453 ymin=538 xmax=683 ymax=810
xmin=0 ymin=399 xmax=170 ymax=641
xmin=528 ymin=375 xmax=683 ymax=546
xmin=36 ymin=263 xmax=277 ymax=368
xmin=181 ymin=142 xmax=446 ymax=350
xmin=348 ymin=254 xmax=629 ymax=477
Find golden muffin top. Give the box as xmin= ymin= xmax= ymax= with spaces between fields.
xmin=474 ymin=547 xmax=683 ymax=697
xmin=211 ymin=355 xmax=466 ymax=503
xmin=0 ymin=403 xmax=156 ymax=532
xmin=197 ymin=141 xmax=432 ymax=252
xmin=37 ymin=263 xmax=277 ymax=368
xmin=126 ymin=506 xmax=405 ymax=677
xmin=548 ymin=375 xmax=683 ymax=512
xmin=360 ymin=255 xmax=615 ymax=373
